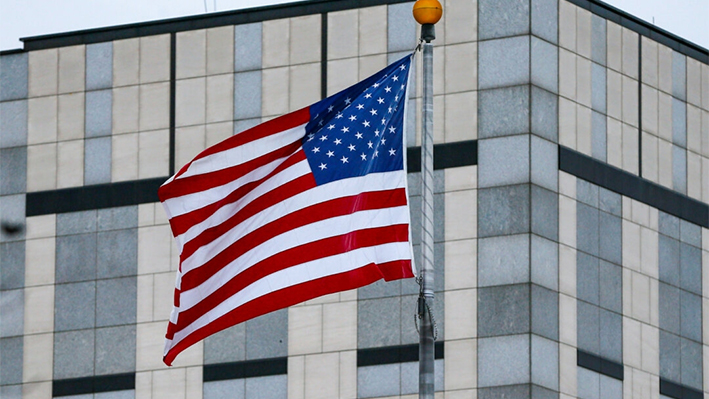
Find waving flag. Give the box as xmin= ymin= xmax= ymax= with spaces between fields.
xmin=159 ymin=54 xmax=415 ymax=365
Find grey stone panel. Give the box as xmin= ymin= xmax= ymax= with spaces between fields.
xmin=531 ymin=385 xmax=559 ymax=399
xmin=531 ymin=335 xmax=559 ymax=391
xmin=531 ymin=37 xmax=558 ymax=93
xmin=358 ymin=363 xmax=400 ymax=398
xmin=479 ymin=234 xmax=530 ymax=287
xmin=0 ymin=194 xmax=25 ymax=243
xmin=56 ymin=233 xmax=97 ymax=283
xmin=234 ymin=23 xmax=262 ymax=72
xmin=97 ymin=228 xmax=138 ymax=279
xmin=671 ymin=52 xmax=686 ymax=101
xmin=55 ymin=281 xmax=96 ymax=331
xmin=659 ymin=235 xmax=681 ymax=295
xmin=679 ymin=220 xmax=701 ymax=248
xmin=478 ymin=335 xmax=531 ymax=387
xmin=85 ymin=136 xmax=112 ymax=185
xmin=577 ymin=203 xmax=599 ymax=257
xmin=680 ymin=242 xmax=702 ymax=295
xmin=407 ymin=172 xmax=421 ymax=196
xmin=96 ymin=277 xmax=137 ymax=327
xmin=577 ymin=301 xmax=600 ymax=354
xmin=672 ymin=98 xmax=686 ymax=148
xmin=479 ymin=0 xmax=530 ymax=40
xmin=577 ymin=367 xmax=600 ymax=399
xmin=479 ymin=384 xmax=530 ymax=399
xmin=233 ymin=118 xmax=261 ymax=135
xmin=576 ymin=252 xmax=599 ymax=306
xmin=57 ymin=210 xmax=98 ymax=236
xmin=479 ymin=37 xmax=530 ymax=90
xmin=204 ymin=379 xmax=245 ymax=399
xmin=531 ymin=0 xmax=558 ymax=44
xmin=85 ymin=89 xmax=113 ymax=138
xmin=531 ymin=285 xmax=559 ymax=340
xmin=409 ymin=194 xmax=422 ymax=246
xmin=54 ymin=329 xmax=95 ymax=379
xmin=531 ymin=235 xmax=558 ymax=291
xmin=358 ymin=278 xmax=401 ymax=300
xmin=0 ymin=385 xmax=22 ymax=398
xmin=479 ymin=85 xmax=530 ymax=138
xmin=478 ymin=284 xmax=530 ymax=337
xmin=406 ymin=98 xmax=416 ymax=147
xmin=531 ymin=135 xmax=558 ymax=192
xmin=599 ymin=374 xmax=623 ymax=399
xmin=401 ymin=294 xmax=426 ymax=345
xmin=0 ymin=289 xmax=23 ymax=337
xmin=387 ymin=2 xmax=417 ymax=52
xmin=478 ymin=184 xmax=531 ymax=237
xmin=576 ymin=179 xmax=598 ymax=207
xmin=659 ymin=282 xmax=681 ymax=335
xmin=0 ymin=53 xmax=28 ymax=101
xmin=98 ymin=206 xmax=138 ymax=231
xmin=234 ymin=71 xmax=262 ymax=121
xmin=95 ymin=325 xmax=136 ymax=375
xmin=680 ymin=338 xmax=702 ymax=390
xmin=0 ymin=241 xmax=25 ymax=290
xmin=531 ymin=185 xmax=558 ymax=241
xmin=204 ymin=324 xmax=246 ymax=364
xmin=0 ymin=147 xmax=27 ymax=195
xmin=599 ymin=308 xmax=622 ymax=363
xmin=86 ymin=42 xmax=113 ymax=91
xmin=680 ymin=290 xmax=701 ymax=342
xmin=598 ymin=187 xmax=621 ymax=216
xmin=244 ymin=375 xmax=287 ymax=399
xmin=0 ymin=337 xmax=22 ymax=384
xmin=358 ymin=297 xmax=400 ymax=348
xmin=591 ymin=63 xmax=606 ymax=113
xmin=95 ymin=390 xmax=136 ymax=399
xmin=659 ymin=331 xmax=681 ymax=383
xmin=598 ymin=211 xmax=621 ymax=264
xmin=433 ymin=191 xmax=444 ymax=243
xmin=599 ymin=260 xmax=622 ymax=313
xmin=658 ymin=211 xmax=680 ymax=239
xmin=479 ymin=135 xmax=530 ymax=188
xmin=245 ymin=309 xmax=287 ymax=359
xmin=591 ymin=15 xmax=607 ymax=65
xmin=531 ymin=86 xmax=558 ymax=143
xmin=672 ymin=145 xmax=687 ymax=194
xmin=0 ymin=100 xmax=28 ymax=148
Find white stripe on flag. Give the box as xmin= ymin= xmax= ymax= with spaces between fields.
xmin=179 ymin=170 xmax=406 ymax=274
xmin=177 ymin=124 xmax=306 ymax=179
xmin=171 ymin=241 xmax=412 ymax=344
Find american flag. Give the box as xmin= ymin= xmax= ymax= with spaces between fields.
xmin=159 ymin=54 xmax=415 ymax=366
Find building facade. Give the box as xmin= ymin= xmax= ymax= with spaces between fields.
xmin=0 ymin=0 xmax=708 ymax=398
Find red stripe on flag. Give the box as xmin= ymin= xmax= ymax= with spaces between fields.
xmin=166 ymin=149 xmax=306 ymax=236
xmin=159 ymin=141 xmax=302 ymax=203
xmin=179 ymin=187 xmax=409 ymax=291
xmin=169 ymin=107 xmax=310 ymax=182
xmin=163 ymin=259 xmax=414 ymax=366
xmin=174 ymin=224 xmax=410 ymax=331
xmin=178 ymin=173 xmax=318 ymax=264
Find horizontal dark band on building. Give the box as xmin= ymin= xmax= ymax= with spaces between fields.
xmin=566 ymin=0 xmax=708 ymax=64
xmin=660 ymin=378 xmax=703 ymax=399
xmin=576 ymin=350 xmax=624 ymax=380
xmin=204 ymin=357 xmax=288 ymax=382
xmin=357 ymin=342 xmax=444 ymax=367
xmin=25 ymin=177 xmax=166 ymax=216
xmin=52 ymin=373 xmax=135 ymax=397
xmin=559 ymin=146 xmax=709 ymax=228
xmin=20 ymin=0 xmax=411 ymax=51
xmin=407 ymin=140 xmax=478 ymax=173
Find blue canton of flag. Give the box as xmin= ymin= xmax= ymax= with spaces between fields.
xmin=302 ymin=54 xmax=412 ymax=185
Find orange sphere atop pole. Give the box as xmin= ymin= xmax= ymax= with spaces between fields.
xmin=412 ymin=0 xmax=443 ymax=25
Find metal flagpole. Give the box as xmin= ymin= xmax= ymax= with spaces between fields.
xmin=412 ymin=1 xmax=441 ymax=398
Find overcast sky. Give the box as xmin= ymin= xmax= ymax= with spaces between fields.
xmin=0 ymin=0 xmax=707 ymax=52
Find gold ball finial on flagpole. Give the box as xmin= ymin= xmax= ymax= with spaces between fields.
xmin=412 ymin=0 xmax=442 ymax=25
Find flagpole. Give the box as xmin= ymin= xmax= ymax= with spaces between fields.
xmin=412 ymin=1 xmax=441 ymax=398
